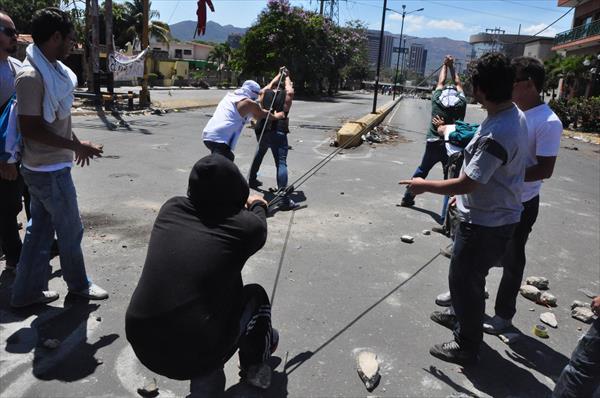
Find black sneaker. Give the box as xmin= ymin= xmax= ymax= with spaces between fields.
xmin=249 ymin=179 xmax=263 ymax=189
xmin=430 ymin=341 xmax=478 ymax=365
xmin=430 ymin=310 xmax=458 ymax=330
xmin=400 ymin=197 xmax=415 ymax=207
xmin=279 ymin=199 xmax=300 ymax=211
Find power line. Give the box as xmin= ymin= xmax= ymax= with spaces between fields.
xmin=428 ymin=0 xmax=541 ymax=25
xmin=500 ymin=0 xmax=565 ymax=13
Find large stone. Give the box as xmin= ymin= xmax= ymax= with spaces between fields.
xmin=525 ymin=276 xmax=549 ymax=290
xmin=540 ymin=312 xmax=558 ymax=328
xmin=571 ymin=300 xmax=591 ymax=310
xmin=356 ymin=351 xmax=380 ymax=392
xmin=401 ymin=235 xmax=414 ymax=244
xmin=572 ymin=306 xmax=595 ymax=324
xmin=539 ymin=292 xmax=557 ymax=307
xmin=520 ymin=285 xmax=541 ymax=302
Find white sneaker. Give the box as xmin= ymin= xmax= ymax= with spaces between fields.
xmin=11 ymin=290 xmax=59 ymax=308
xmin=483 ymin=315 xmax=512 ymax=335
xmin=435 ymin=289 xmax=490 ymax=307
xmin=70 ymin=283 xmax=109 ymax=300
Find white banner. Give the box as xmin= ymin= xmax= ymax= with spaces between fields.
xmin=108 ymin=48 xmax=148 ymax=81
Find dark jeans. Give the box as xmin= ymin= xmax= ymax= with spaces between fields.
xmin=403 ymin=140 xmax=448 ymax=200
xmin=449 ymin=222 xmax=517 ymax=352
xmin=495 ymin=195 xmax=540 ymax=319
xmin=0 ymin=171 xmax=25 ymax=266
xmin=553 ymin=318 xmax=600 ymax=398
xmin=189 ymin=284 xmax=273 ymax=396
xmin=204 ymin=141 xmax=235 ymax=162
xmin=249 ymin=129 xmax=289 ymax=191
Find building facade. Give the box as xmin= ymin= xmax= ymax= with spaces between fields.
xmin=367 ymin=30 xmax=395 ymax=69
xmin=470 ymin=31 xmax=554 ymax=59
xmin=407 ymin=44 xmax=428 ymax=76
xmin=523 ymin=38 xmax=555 ymax=62
xmin=552 ymin=0 xmax=600 ymax=56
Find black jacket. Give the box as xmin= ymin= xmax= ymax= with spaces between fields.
xmin=125 ymin=154 xmax=267 ymax=380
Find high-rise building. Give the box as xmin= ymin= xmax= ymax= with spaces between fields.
xmin=367 ymin=30 xmax=395 ymax=69
xmin=407 ymin=44 xmax=428 ymax=76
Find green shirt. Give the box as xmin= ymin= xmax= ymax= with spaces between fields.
xmin=428 ymin=89 xmax=467 ymax=140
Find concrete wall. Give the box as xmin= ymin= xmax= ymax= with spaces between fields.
xmin=523 ymin=41 xmax=555 ymax=62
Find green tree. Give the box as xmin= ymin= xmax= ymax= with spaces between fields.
xmin=0 ymin=0 xmax=61 ymax=32
xmin=110 ymin=0 xmax=170 ymax=48
xmin=208 ymin=43 xmax=232 ymax=85
xmin=234 ymin=0 xmax=368 ymax=95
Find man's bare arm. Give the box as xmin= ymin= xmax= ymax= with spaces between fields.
xmin=19 ymin=115 xmax=78 ymax=150
xmin=436 ymin=65 xmax=448 ymax=90
xmin=525 ymin=156 xmax=557 ymax=182
xmin=283 ymin=76 xmax=294 ymax=113
xmin=399 ymin=172 xmax=479 ymax=196
xmin=237 ymin=99 xmax=285 ymax=120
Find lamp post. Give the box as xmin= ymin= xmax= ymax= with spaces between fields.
xmin=372 ymin=0 xmax=388 ymax=114
xmin=389 ymin=5 xmax=423 ymax=100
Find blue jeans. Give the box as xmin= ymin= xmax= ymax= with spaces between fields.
xmin=553 ymin=318 xmax=600 ymax=398
xmin=11 ymin=167 xmax=89 ymax=305
xmin=249 ymin=130 xmax=288 ymax=191
xmin=449 ymin=222 xmax=517 ymax=352
xmin=403 ymin=140 xmax=448 ymax=200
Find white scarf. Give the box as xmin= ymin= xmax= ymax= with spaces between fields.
xmin=24 ymin=44 xmax=77 ymax=123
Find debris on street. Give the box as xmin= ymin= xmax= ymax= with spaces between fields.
xmin=533 ymin=324 xmax=549 ymax=339
xmin=137 ymin=377 xmax=159 ymax=397
xmin=539 ymin=292 xmax=557 ymax=307
xmin=571 ymin=306 xmax=595 ymax=324
xmin=525 ymin=276 xmax=549 ymax=290
xmin=356 ymin=351 xmax=380 ymax=392
xmin=401 ymin=235 xmax=414 ymax=243
xmin=571 ymin=300 xmax=591 ymax=310
xmin=422 ymin=229 xmax=431 ymax=236
xmin=520 ymin=285 xmax=541 ymax=302
xmin=540 ymin=312 xmax=558 ymax=328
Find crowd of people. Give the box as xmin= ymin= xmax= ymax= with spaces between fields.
xmin=0 ymin=7 xmax=598 ymax=398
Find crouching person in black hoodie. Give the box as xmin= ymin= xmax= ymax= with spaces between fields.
xmin=125 ymin=154 xmax=278 ymax=396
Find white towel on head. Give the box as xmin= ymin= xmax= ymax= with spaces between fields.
xmin=24 ymin=44 xmax=77 ymax=123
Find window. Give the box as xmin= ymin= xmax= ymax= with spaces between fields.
xmin=183 ymin=49 xmax=192 ymax=55
xmin=174 ymin=49 xmax=182 ymax=58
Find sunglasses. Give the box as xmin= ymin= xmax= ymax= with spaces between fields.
xmin=0 ymin=26 xmax=18 ymax=37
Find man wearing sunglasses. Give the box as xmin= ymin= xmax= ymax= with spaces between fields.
xmin=0 ymin=11 xmax=24 ymax=274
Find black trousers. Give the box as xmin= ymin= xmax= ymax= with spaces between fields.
xmin=495 ymin=195 xmax=540 ymax=320
xmin=0 ymin=170 xmax=28 ymax=266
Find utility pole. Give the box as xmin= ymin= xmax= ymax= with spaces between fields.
xmin=90 ymin=0 xmax=100 ymax=93
xmin=392 ymin=5 xmax=405 ymax=100
xmin=400 ymin=38 xmax=407 ymax=83
xmin=320 ymin=0 xmax=324 ymax=15
xmin=140 ymin=0 xmax=150 ymax=107
xmin=105 ymin=0 xmax=113 ymax=56
xmin=372 ymin=0 xmax=388 ymax=114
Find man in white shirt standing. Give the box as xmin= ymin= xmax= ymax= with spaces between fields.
xmin=484 ymin=56 xmax=563 ymax=333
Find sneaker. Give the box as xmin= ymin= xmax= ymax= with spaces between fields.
xmin=430 ymin=340 xmax=478 ymax=365
xmin=435 ymin=291 xmax=452 ymax=307
xmin=400 ymin=196 xmax=415 ymax=207
xmin=431 ymin=226 xmax=448 ymax=236
xmin=270 ymin=328 xmax=279 ymax=355
xmin=483 ymin=315 xmax=512 ymax=335
xmin=11 ymin=290 xmax=59 ymax=308
xmin=244 ymin=362 xmax=272 ymax=389
xmin=248 ymin=179 xmax=263 ymax=189
xmin=70 ymin=283 xmax=109 ymax=300
xmin=279 ymin=199 xmax=300 ymax=211
xmin=434 ymin=290 xmax=490 ymax=307
xmin=430 ymin=309 xmax=458 ymax=330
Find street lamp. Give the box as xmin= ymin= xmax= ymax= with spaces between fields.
xmin=372 ymin=0 xmax=389 ymax=114
xmin=389 ymin=5 xmax=424 ymax=100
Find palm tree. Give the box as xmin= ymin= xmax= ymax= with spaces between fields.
xmin=208 ymin=43 xmax=232 ymax=85
xmin=120 ymin=0 xmax=171 ymax=45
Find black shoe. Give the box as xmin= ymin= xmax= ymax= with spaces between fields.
xmin=249 ymin=179 xmax=263 ymax=189
xmin=430 ymin=310 xmax=458 ymax=330
xmin=432 ymin=226 xmax=449 ymax=236
xmin=400 ymin=197 xmax=415 ymax=207
xmin=430 ymin=341 xmax=478 ymax=366
xmin=279 ymin=199 xmax=300 ymax=211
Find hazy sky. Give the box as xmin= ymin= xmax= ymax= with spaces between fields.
xmin=145 ymin=0 xmax=574 ymax=41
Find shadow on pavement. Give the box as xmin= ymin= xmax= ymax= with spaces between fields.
xmin=403 ymin=205 xmax=443 ymax=225
xmin=5 ymin=294 xmax=118 ymax=382
xmin=425 ymin=342 xmax=555 ymax=397
xmin=224 ymin=356 xmax=288 ymax=397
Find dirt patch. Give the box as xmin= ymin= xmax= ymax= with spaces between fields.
xmin=563 ymin=129 xmax=600 ymax=145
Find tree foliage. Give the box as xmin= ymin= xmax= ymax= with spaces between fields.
xmin=103 ymin=0 xmax=170 ymax=49
xmin=0 ymin=0 xmax=61 ymax=33
xmin=235 ymin=0 xmax=368 ymax=94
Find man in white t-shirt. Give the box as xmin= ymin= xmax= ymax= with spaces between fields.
xmin=483 ymin=56 xmax=563 ymax=334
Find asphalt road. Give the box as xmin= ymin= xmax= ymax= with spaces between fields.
xmin=0 ymin=93 xmax=598 ymax=398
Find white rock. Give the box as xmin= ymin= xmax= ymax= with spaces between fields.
xmin=356 ymin=351 xmax=380 ymax=392
xmin=401 ymin=235 xmax=414 ymax=243
xmin=540 ymin=312 xmax=558 ymax=328
xmin=571 ymin=300 xmax=591 ymax=310
xmin=572 ymin=307 xmax=595 ymax=324
xmin=422 ymin=230 xmax=431 ymax=236
xmin=525 ymin=276 xmax=549 ymax=290
xmin=520 ymin=285 xmax=541 ymax=302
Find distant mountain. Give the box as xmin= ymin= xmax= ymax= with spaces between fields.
xmin=169 ymin=20 xmax=247 ymax=44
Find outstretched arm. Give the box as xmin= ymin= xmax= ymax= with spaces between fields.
xmin=447 ymin=60 xmax=463 ymax=93
xmin=436 ymin=64 xmax=448 ymax=90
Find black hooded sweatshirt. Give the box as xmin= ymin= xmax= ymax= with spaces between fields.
xmin=125 ymin=154 xmax=268 ymax=380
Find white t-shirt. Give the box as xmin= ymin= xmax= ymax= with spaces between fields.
xmin=521 ymin=103 xmax=563 ymax=202
xmin=443 ymin=125 xmax=463 ymax=156
xmin=202 ymin=92 xmax=250 ymax=151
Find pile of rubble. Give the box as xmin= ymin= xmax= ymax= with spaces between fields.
xmin=362 ymin=125 xmax=400 ymax=145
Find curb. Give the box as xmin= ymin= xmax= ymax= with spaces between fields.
xmin=71 ymin=102 xmax=220 ymax=117
xmin=335 ymin=96 xmax=403 ymax=148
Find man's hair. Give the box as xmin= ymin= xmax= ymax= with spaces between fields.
xmin=31 ymin=7 xmax=73 ymax=45
xmin=469 ymin=52 xmax=514 ymax=103
xmin=511 ymin=56 xmax=545 ymax=93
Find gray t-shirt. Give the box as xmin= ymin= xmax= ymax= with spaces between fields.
xmin=0 ymin=57 xmax=22 ymax=108
xmin=456 ymin=105 xmax=529 ymax=227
